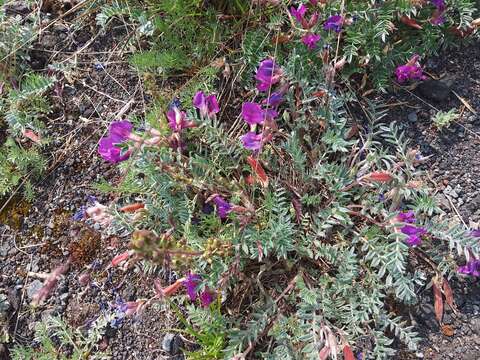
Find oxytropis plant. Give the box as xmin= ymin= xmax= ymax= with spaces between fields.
xmin=81 ymin=54 xmax=480 ymax=359
xmin=52 ymin=1 xmax=480 ymax=359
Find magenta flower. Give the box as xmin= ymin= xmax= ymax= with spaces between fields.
xmin=324 ymin=15 xmax=343 ymax=32
xmin=290 ymin=4 xmax=307 ymax=23
xmin=401 ymin=225 xmax=427 ymax=246
xmin=167 ymin=107 xmax=194 ymax=132
xmin=458 ymin=259 xmax=480 ymax=277
xmin=241 ymin=102 xmax=277 ymax=125
xmin=98 ymin=121 xmax=135 ymax=163
xmin=199 ymin=290 xmax=215 ymax=307
xmin=395 ymin=65 xmax=424 ymax=83
xmin=290 ymin=4 xmax=318 ymax=29
xmin=431 ymin=10 xmax=445 ymax=25
xmin=193 ymin=91 xmax=220 ymax=119
xmin=109 ymin=121 xmax=133 ymax=141
xmin=241 ymin=132 xmax=263 ymax=151
xmin=255 ymin=59 xmax=283 ymax=92
xmin=98 ymin=137 xmax=131 ymax=163
xmin=262 ymin=92 xmax=284 ymax=108
xmin=183 ymin=273 xmax=201 ymax=301
xmin=430 ymin=0 xmax=446 ymax=11
xmin=213 ymin=195 xmax=232 ymax=219
xmin=397 ymin=211 xmax=416 ymax=224
xmin=471 ymin=229 xmax=480 ymax=237
xmin=395 ymin=55 xmax=426 ymax=83
xmin=302 ymin=33 xmax=321 ymax=50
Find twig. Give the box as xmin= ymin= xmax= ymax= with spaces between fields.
xmin=444 ymin=193 xmax=468 ymax=228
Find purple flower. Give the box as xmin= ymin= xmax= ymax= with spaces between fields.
xmin=395 ymin=56 xmax=426 ymax=83
xmin=430 ymin=0 xmax=445 ymax=11
xmin=193 ymin=91 xmax=220 ymax=119
xmin=183 ymin=273 xmax=201 ymax=301
xmin=167 ymin=107 xmax=193 ymax=132
xmin=255 ymin=59 xmax=283 ymax=92
xmin=471 ymin=229 xmax=480 ymax=237
xmin=98 ymin=121 xmax=135 ymax=163
xmin=262 ymin=92 xmax=284 ymax=108
xmin=199 ymin=290 xmax=215 ymax=307
xmin=397 ymin=211 xmax=416 ymax=224
xmin=324 ymin=15 xmax=343 ymax=32
xmin=213 ymin=196 xmax=232 ymax=219
xmin=241 ymin=132 xmax=263 ymax=151
xmin=290 ymin=4 xmax=307 ymax=23
xmin=72 ymin=206 xmax=86 ymax=221
xmin=98 ymin=136 xmax=131 ymax=163
xmin=302 ymin=33 xmax=321 ymax=50
xmin=458 ymin=259 xmax=480 ymax=277
xmin=431 ymin=10 xmax=445 ymax=25
xmin=109 ymin=121 xmax=133 ymax=141
xmin=241 ymin=102 xmax=277 ymax=126
xmin=401 ymin=225 xmax=427 ymax=247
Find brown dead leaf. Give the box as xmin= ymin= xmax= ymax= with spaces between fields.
xmin=272 ymin=33 xmax=291 ymax=45
xmin=343 ymin=345 xmax=355 ymax=360
xmin=319 ymin=345 xmax=331 ymax=360
xmin=246 ymin=156 xmax=269 ymax=188
xmin=442 ymin=278 xmax=456 ymax=312
xmin=433 ymin=280 xmax=444 ymax=324
xmin=441 ymin=324 xmax=454 ymax=337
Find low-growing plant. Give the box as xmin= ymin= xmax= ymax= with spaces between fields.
xmin=89 ymin=53 xmax=480 ymax=360
xmin=10 ymin=316 xmax=109 ymax=360
xmin=432 ymin=108 xmax=459 ymax=129
xmin=0 ymin=137 xmax=46 ymax=199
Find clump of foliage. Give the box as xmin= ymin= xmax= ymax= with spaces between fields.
xmin=81 ymin=1 xmax=480 ymax=359
xmin=0 ymin=137 xmax=45 ymax=199
xmin=10 ymin=316 xmax=108 ymax=359
xmin=96 ymin=0 xmax=246 ymax=75
xmin=432 ymin=108 xmax=459 ymax=129
xmin=0 ymin=3 xmax=50 ymax=199
xmin=1 ymin=73 xmax=53 ymax=135
xmin=285 ymin=0 xmax=478 ymax=89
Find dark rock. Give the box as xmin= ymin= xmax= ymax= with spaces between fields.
xmin=417 ymin=80 xmax=451 ymax=102
xmin=416 ymin=303 xmax=440 ymax=331
xmin=162 ymin=333 xmax=183 ymax=355
xmin=408 ymin=112 xmax=418 ymax=122
xmin=27 ymin=280 xmax=44 ymax=300
xmin=471 ymin=318 xmax=480 ymax=335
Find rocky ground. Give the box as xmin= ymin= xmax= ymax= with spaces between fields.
xmin=1 ymin=3 xmax=480 ymax=359
xmin=0 ymin=7 xmax=182 ymax=360
xmin=382 ymin=41 xmax=480 ymax=359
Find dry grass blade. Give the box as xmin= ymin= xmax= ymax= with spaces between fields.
xmin=452 ymin=90 xmax=477 ymax=114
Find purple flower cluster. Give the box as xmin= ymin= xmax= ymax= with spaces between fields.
xmin=183 ymin=273 xmax=215 ymax=307
xmin=302 ymin=33 xmax=322 ymax=50
xmin=98 ymin=121 xmax=134 ymax=163
xmin=213 ymin=195 xmax=232 ymax=219
xmin=458 ymin=259 xmax=480 ymax=277
xmin=167 ymin=107 xmax=194 ymax=133
xmin=290 ymin=4 xmax=319 ymax=29
xmin=401 ymin=225 xmax=427 ymax=246
xmin=323 ymin=15 xmax=344 ymax=33
xmin=431 ymin=0 xmax=446 ymax=11
xmin=240 ymin=59 xmax=286 ymax=151
xmin=289 ymin=4 xmax=322 ymax=51
xmin=430 ymin=0 xmax=446 ymax=25
xmin=255 ymin=59 xmax=283 ymax=92
xmin=394 ymin=55 xmax=426 ymax=83
xmin=242 ymin=102 xmax=277 ymax=126
xmin=193 ymin=91 xmax=220 ymax=119
xmin=397 ymin=211 xmax=427 ymax=246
